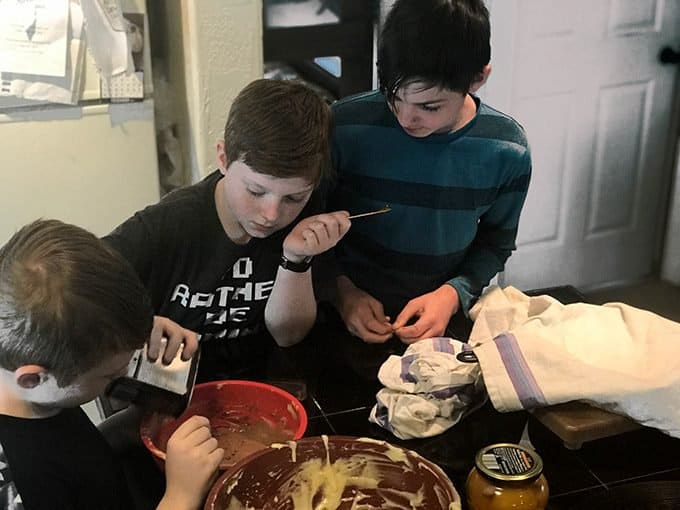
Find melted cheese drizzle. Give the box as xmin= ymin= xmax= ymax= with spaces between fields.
xmin=227 ymin=436 xmax=459 ymax=509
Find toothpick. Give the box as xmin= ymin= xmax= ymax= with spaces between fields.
xmin=348 ymin=206 xmax=392 ymax=219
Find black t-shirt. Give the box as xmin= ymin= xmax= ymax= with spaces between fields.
xmin=104 ymin=171 xmax=327 ymax=379
xmin=0 ymin=407 xmax=133 ymax=510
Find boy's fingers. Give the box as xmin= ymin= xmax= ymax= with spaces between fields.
xmin=207 ymin=447 xmax=225 ymax=466
xmin=395 ymin=314 xmax=438 ymax=342
xmin=355 ymin=310 xmax=392 ymax=337
xmin=392 ymin=301 xmax=425 ymax=330
xmin=313 ymin=214 xmax=349 ymax=239
xmin=394 ymin=324 xmax=420 ymax=339
xmin=186 ymin=422 xmax=213 ymax=442
xmin=288 ymin=213 xmax=350 ymax=255
xmin=365 ymin=316 xmax=392 ymax=335
xmin=302 ymin=228 xmax=320 ymax=247
xmin=179 ymin=332 xmax=199 ymax=360
xmin=361 ymin=330 xmax=393 ymax=343
xmin=366 ymin=297 xmax=385 ymax=316
xmin=348 ymin=320 xmax=388 ymax=343
xmin=310 ymin=219 xmax=334 ymax=242
xmin=363 ymin=305 xmax=394 ymax=341
xmin=173 ymin=415 xmax=210 ymax=438
xmin=147 ymin=324 xmax=163 ymax=361
xmin=162 ymin=330 xmax=185 ymax=364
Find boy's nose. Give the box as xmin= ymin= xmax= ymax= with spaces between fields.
xmin=260 ymin=199 xmax=280 ymax=224
xmin=398 ymin=105 xmax=418 ymax=126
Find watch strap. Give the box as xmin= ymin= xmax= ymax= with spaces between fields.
xmin=279 ymin=254 xmax=312 ymax=273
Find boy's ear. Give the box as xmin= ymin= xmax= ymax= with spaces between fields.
xmin=15 ymin=365 xmax=49 ymax=389
xmin=469 ymin=64 xmax=492 ymax=93
xmin=216 ymin=141 xmax=228 ymax=175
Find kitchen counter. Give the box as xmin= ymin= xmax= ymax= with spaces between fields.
xmin=108 ymin=286 xmax=680 ymax=509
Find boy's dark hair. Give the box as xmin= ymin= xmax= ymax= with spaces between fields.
xmin=0 ymin=219 xmax=152 ymax=386
xmin=378 ymin=0 xmax=491 ymax=101
xmin=223 ymin=78 xmax=332 ymax=187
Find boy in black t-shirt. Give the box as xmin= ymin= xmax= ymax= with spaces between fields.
xmin=0 ymin=219 xmax=224 ymax=509
xmin=105 ymin=79 xmax=352 ymax=380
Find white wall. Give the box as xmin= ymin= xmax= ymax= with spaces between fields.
xmin=661 ymin=138 xmax=680 ymax=284
xmin=162 ymin=0 xmax=263 ymax=181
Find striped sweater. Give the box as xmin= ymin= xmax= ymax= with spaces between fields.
xmin=330 ymin=90 xmax=531 ymax=317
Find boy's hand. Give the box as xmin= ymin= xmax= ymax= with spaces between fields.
xmin=282 ymin=211 xmax=351 ymax=262
xmin=161 ymin=415 xmax=224 ymax=510
xmin=392 ymin=285 xmax=460 ymax=344
xmin=148 ymin=316 xmax=199 ymax=364
xmin=336 ymin=276 xmax=393 ymax=343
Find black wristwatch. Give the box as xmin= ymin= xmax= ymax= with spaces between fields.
xmin=279 ymin=254 xmax=313 ymax=273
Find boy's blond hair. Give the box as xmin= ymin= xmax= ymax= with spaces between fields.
xmin=0 ymin=219 xmax=152 ymax=386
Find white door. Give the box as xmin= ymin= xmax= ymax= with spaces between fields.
xmin=484 ymin=0 xmax=680 ymax=291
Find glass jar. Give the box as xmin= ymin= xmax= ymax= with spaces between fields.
xmin=466 ymin=443 xmax=549 ymax=510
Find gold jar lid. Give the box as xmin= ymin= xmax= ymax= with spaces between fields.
xmin=474 ymin=443 xmax=544 ymax=482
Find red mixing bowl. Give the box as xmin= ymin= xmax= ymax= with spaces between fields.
xmin=140 ymin=380 xmax=307 ymax=470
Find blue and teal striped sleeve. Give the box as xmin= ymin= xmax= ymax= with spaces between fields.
xmin=448 ymin=147 xmax=532 ymax=315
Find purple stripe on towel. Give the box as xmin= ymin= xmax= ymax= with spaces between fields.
xmin=432 ymin=337 xmax=455 ymax=353
xmin=494 ymin=333 xmax=547 ymax=408
xmin=400 ymin=354 xmax=417 ymax=382
xmin=431 ymin=387 xmax=460 ymax=399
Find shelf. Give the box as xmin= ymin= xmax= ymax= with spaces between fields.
xmin=262 ymin=0 xmax=376 ymax=98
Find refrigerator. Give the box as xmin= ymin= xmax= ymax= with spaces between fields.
xmin=0 ymin=0 xmax=160 ymax=243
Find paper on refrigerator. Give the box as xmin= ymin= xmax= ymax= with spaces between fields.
xmin=80 ymin=0 xmax=133 ymax=79
xmin=0 ymin=1 xmax=85 ymax=106
xmin=0 ymin=0 xmax=69 ymax=77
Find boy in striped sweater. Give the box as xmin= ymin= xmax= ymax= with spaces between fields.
xmin=330 ymin=0 xmax=531 ymax=344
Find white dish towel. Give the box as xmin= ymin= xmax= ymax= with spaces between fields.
xmin=369 ymin=337 xmax=485 ymax=439
xmin=469 ymin=286 xmax=680 ymax=438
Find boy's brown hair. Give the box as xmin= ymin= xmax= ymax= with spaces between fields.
xmin=223 ymin=78 xmax=332 ymax=186
xmin=0 ymin=219 xmax=152 ymax=386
